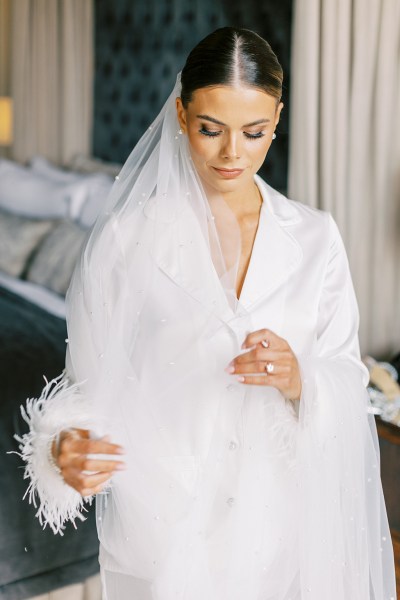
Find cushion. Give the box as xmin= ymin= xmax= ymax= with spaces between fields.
xmin=26 ymin=221 xmax=87 ymax=295
xmin=0 ymin=158 xmax=114 ymax=223
xmin=0 ymin=159 xmax=73 ymax=218
xmin=29 ymin=157 xmax=88 ymax=219
xmin=0 ymin=209 xmax=56 ymax=277
xmin=30 ymin=156 xmax=84 ymax=184
xmin=76 ymin=175 xmax=114 ymax=228
xmin=61 ymin=174 xmax=113 ymax=222
xmin=29 ymin=156 xmax=114 ymax=224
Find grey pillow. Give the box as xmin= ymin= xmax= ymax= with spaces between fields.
xmin=26 ymin=221 xmax=87 ymax=295
xmin=0 ymin=210 xmax=56 ymax=277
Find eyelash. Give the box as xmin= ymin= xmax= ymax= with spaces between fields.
xmin=199 ymin=126 xmax=265 ymax=140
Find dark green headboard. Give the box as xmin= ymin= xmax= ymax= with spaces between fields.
xmin=94 ymin=0 xmax=293 ymax=192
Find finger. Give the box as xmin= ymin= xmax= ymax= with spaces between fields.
xmin=62 ymin=454 xmax=126 ymax=472
xmin=73 ymin=428 xmax=90 ymax=439
xmin=63 ymin=437 xmax=125 ymax=456
xmin=78 ymin=470 xmax=114 ymax=488
xmin=61 ymin=464 xmax=111 ymax=485
xmin=241 ymin=328 xmax=283 ymax=350
xmin=236 ymin=374 xmax=274 ymax=386
xmin=232 ymin=361 xmax=288 ymax=376
xmin=80 ymin=457 xmax=126 ymax=473
xmin=231 ymin=348 xmax=285 ymax=366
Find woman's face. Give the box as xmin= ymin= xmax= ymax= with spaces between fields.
xmin=176 ymin=85 xmax=283 ymax=194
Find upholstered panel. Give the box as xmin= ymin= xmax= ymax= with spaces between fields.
xmin=94 ymin=0 xmax=293 ymax=192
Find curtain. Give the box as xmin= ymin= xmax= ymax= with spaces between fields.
xmin=0 ymin=0 xmax=11 ymax=159
xmin=10 ymin=0 xmax=94 ymax=165
xmin=0 ymin=0 xmax=10 ymax=94
xmin=288 ymin=0 xmax=400 ymax=358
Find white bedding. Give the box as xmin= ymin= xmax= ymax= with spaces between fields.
xmin=0 ymin=271 xmax=66 ymax=319
xmin=0 ymin=156 xmax=115 ymax=320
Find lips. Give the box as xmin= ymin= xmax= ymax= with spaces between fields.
xmin=212 ymin=166 xmax=245 ymax=179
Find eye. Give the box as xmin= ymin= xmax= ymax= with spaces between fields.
xmin=243 ymin=131 xmax=266 ymax=139
xmin=199 ymin=126 xmax=222 ymax=137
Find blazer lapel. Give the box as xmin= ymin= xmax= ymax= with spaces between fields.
xmin=150 ymin=175 xmax=304 ymax=323
xmin=150 ymin=203 xmax=236 ymax=322
xmin=237 ymin=176 xmax=303 ymax=309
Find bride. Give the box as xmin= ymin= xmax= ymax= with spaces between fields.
xmin=17 ymin=27 xmax=396 ymax=600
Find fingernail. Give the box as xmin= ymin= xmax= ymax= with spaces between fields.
xmin=237 ymin=376 xmax=245 ymax=383
xmin=102 ymin=435 xmax=111 ymax=442
xmin=115 ymin=463 xmax=127 ymax=470
xmin=224 ymin=366 xmax=235 ymax=373
xmin=241 ymin=342 xmax=246 ymax=349
xmin=115 ymin=447 xmax=125 ymax=454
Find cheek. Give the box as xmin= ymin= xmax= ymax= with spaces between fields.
xmin=244 ymin=139 xmax=272 ymax=171
xmin=187 ymin=133 xmax=216 ymax=164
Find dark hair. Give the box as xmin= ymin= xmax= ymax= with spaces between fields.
xmin=181 ymin=27 xmax=283 ymax=108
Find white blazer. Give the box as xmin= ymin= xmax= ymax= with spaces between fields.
xmin=18 ymin=174 xmax=395 ymax=600
xmin=153 ymin=173 xmax=369 ymax=380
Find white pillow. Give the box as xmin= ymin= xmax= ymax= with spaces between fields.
xmin=0 ymin=159 xmax=71 ymax=218
xmin=29 ymin=156 xmax=114 ymax=222
xmin=0 ymin=158 xmax=114 ymax=223
xmin=76 ymin=174 xmax=114 ymax=228
xmin=30 ymin=156 xmax=84 ymax=184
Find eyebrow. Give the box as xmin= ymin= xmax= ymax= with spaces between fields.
xmin=196 ymin=114 xmax=270 ymax=127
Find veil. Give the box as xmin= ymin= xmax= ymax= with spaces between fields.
xmin=65 ymin=71 xmax=271 ymax=595
xmin=17 ymin=73 xmax=396 ymax=599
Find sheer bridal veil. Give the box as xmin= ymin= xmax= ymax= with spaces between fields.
xmin=18 ymin=72 xmax=396 ymax=600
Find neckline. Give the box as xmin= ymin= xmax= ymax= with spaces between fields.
xmin=235 ymin=180 xmax=265 ymax=303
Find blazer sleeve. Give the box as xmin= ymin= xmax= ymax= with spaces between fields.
xmin=14 ymin=241 xmax=107 ymax=535
xmin=293 ymin=213 xmax=396 ymax=598
xmin=15 ymin=214 xmax=132 ymax=535
xmin=14 ymin=348 xmax=96 ymax=535
xmin=295 ymin=212 xmax=370 ymax=430
xmin=14 ymin=212 xmax=130 ymax=534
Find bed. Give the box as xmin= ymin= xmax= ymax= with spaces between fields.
xmin=0 ymin=156 xmax=119 ymax=600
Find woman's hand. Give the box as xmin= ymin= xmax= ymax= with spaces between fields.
xmin=226 ymin=328 xmax=302 ymax=401
xmin=52 ymin=428 xmax=125 ymax=497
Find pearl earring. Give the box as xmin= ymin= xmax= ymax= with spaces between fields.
xmin=178 ymin=128 xmax=183 ymax=135
xmin=272 ymin=133 xmax=277 ymax=140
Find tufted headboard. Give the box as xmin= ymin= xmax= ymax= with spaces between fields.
xmin=94 ymin=0 xmax=293 ymax=192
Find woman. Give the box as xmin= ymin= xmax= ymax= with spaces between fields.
xmin=17 ymin=27 xmax=396 ymax=600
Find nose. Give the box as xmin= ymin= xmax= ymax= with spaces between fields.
xmin=220 ymin=132 xmax=241 ymax=160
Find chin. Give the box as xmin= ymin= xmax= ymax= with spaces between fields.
xmin=201 ymin=178 xmax=236 ymax=195
xmin=206 ymin=171 xmax=255 ymax=192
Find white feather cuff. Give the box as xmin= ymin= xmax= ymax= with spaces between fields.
xmin=14 ymin=373 xmax=95 ymax=535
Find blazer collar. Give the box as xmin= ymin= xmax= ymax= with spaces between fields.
xmin=152 ymin=175 xmax=304 ymax=323
xmin=237 ymin=175 xmax=303 ymax=308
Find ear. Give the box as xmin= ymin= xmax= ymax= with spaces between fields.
xmin=176 ymin=97 xmax=187 ymax=133
xmin=274 ymin=102 xmax=284 ymax=127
